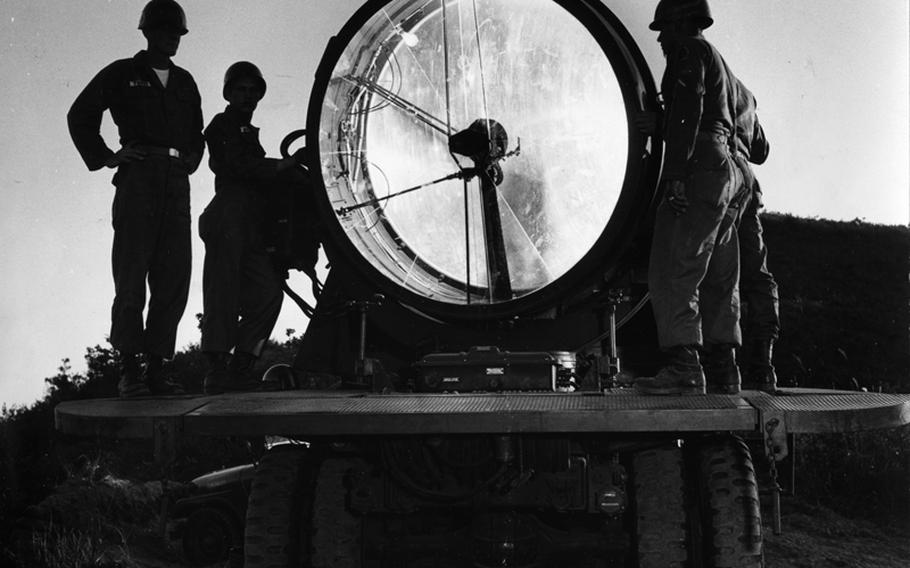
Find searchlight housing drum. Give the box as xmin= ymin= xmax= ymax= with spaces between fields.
xmin=307 ymin=0 xmax=660 ymax=322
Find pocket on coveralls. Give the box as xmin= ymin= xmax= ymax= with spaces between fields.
xmin=111 ymin=163 xmax=154 ymax=230
xmin=171 ymin=171 xmax=192 ymax=221
xmin=687 ymin=144 xmax=733 ymax=208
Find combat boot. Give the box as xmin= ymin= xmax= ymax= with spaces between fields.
xmin=118 ymin=353 xmax=150 ymax=398
xmin=743 ymin=339 xmax=778 ymax=393
xmin=203 ymin=352 xmax=232 ymax=395
xmin=635 ymin=345 xmax=706 ymax=395
xmin=204 ymin=351 xmax=261 ymax=394
xmin=702 ymin=344 xmax=741 ymax=394
xmin=226 ymin=351 xmax=263 ymax=392
xmin=143 ymin=353 xmax=185 ymax=395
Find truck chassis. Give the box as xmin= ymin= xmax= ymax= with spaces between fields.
xmin=56 ymin=388 xmax=910 ymax=567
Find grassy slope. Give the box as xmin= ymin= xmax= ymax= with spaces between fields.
xmin=759 ymin=213 xmax=910 ymax=525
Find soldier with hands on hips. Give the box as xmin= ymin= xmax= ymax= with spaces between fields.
xmin=67 ymin=0 xmax=203 ymax=397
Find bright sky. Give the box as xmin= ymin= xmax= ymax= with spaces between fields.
xmin=1 ymin=1 xmax=907 ymax=407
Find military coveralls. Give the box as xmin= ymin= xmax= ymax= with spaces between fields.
xmin=648 ymin=35 xmax=748 ymax=350
xmin=732 ymin=81 xmax=780 ymax=343
xmin=67 ymin=50 xmax=204 ymax=358
xmin=200 ymin=105 xmax=293 ymax=356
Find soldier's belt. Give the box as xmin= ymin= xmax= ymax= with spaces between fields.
xmin=138 ymin=145 xmax=183 ymax=159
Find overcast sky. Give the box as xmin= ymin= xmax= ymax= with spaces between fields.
xmin=1 ymin=0 xmax=907 ymax=407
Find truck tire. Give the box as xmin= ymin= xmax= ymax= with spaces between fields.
xmin=696 ymin=435 xmax=764 ymax=568
xmin=182 ymin=506 xmax=239 ymax=566
xmin=632 ymin=444 xmax=689 ymax=568
xmin=310 ymin=457 xmax=364 ymax=568
xmin=244 ymin=448 xmax=317 ymax=568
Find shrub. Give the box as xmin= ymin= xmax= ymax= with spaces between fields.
xmin=795 ymin=427 xmax=910 ymax=523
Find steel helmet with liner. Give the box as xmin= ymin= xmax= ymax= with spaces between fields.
xmin=649 ymin=0 xmax=713 ymax=31
xmin=222 ymin=61 xmax=268 ymax=101
xmin=138 ymin=0 xmax=188 ymax=35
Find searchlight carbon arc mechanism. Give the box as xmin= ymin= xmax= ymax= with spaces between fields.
xmin=306 ymin=0 xmax=662 ymax=322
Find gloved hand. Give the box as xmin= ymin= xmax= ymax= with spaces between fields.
xmin=663 ymin=179 xmax=688 ymax=214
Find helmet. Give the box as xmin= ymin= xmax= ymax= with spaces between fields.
xmin=138 ymin=0 xmax=188 ymax=35
xmin=222 ymin=61 xmax=267 ymax=101
xmin=649 ymin=0 xmax=713 ymax=31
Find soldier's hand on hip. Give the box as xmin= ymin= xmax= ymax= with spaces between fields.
xmin=105 ymin=142 xmax=147 ymax=168
xmin=664 ymin=179 xmax=689 ymax=214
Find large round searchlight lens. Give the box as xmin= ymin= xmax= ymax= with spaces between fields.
xmin=309 ymin=0 xmax=658 ymax=319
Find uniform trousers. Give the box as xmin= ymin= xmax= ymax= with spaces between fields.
xmin=649 ymin=139 xmax=746 ymax=349
xmin=737 ymin=179 xmax=780 ymax=342
xmin=110 ymin=155 xmax=191 ymax=358
xmin=199 ymin=191 xmax=283 ymax=356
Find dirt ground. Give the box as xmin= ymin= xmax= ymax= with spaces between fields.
xmin=15 ymin=479 xmax=908 ymax=567
xmin=129 ymin=497 xmax=909 ymax=567
xmin=763 ymin=498 xmax=910 ymax=568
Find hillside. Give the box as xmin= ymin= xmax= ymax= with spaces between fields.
xmin=762 ymin=213 xmax=910 ymax=392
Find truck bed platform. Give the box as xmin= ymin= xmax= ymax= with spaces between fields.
xmin=55 ymin=388 xmax=910 ymax=440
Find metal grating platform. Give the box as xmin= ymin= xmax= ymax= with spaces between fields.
xmin=745 ymin=390 xmax=910 ymax=434
xmin=54 ymin=388 xmax=910 ymax=440
xmin=182 ymin=392 xmax=753 ymax=436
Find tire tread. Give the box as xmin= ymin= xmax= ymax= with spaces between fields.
xmin=698 ymin=435 xmax=764 ymax=568
xmin=634 ymin=445 xmax=689 ymax=568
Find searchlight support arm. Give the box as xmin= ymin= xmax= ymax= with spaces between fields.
xmin=335 ymin=139 xmax=520 ymax=217
xmin=344 ymin=75 xmax=452 ymax=137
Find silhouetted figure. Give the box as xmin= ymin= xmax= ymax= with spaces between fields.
xmin=730 ymin=78 xmax=779 ymax=392
xmin=637 ymin=0 xmax=751 ymax=395
xmin=67 ymin=0 xmax=203 ymax=397
xmin=199 ymin=61 xmax=310 ymax=394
